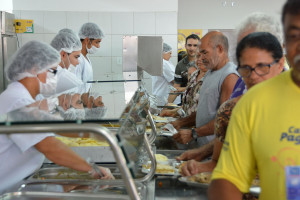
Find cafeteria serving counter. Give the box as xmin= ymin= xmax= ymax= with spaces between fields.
xmin=0 ymin=82 xmax=210 ymax=199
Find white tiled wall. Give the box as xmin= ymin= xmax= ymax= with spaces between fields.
xmin=13 ymin=10 xmax=178 ymax=116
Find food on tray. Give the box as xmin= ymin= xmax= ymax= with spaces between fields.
xmin=156 ymin=164 xmax=175 ymax=174
xmin=151 ymin=115 xmax=167 ymax=121
xmin=177 ymin=162 xmax=186 ymax=173
xmin=188 ymin=172 xmax=212 ymax=184
xmin=56 ymin=137 xmax=109 ymax=147
xmin=155 ymin=154 xmax=168 ymax=162
xmin=142 ymin=163 xmax=175 ymax=174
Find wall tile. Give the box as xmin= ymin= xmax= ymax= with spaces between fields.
xmin=111 ymin=35 xmax=124 ymax=56
xmin=111 ymin=13 xmax=133 ymax=34
xmin=113 ymin=92 xmax=126 ymax=116
xmin=20 ymin=10 xmax=44 ymax=33
xmin=156 ymin=12 xmax=177 ymax=34
xmin=134 ymin=12 xmax=155 ymax=35
xmin=89 ymin=35 xmax=111 ymax=57
xmin=88 ymin=12 xmax=112 ymax=35
xmin=90 ymin=56 xmax=112 ymax=79
xmin=142 ymin=78 xmax=152 ymax=94
xmin=111 ymin=57 xmax=123 ymax=74
xmin=66 ymin=12 xmax=89 ymax=33
xmin=169 ymin=57 xmax=178 ymax=67
xmin=21 ymin=34 xmax=44 ymax=46
xmin=43 ymin=33 xmax=56 ymax=45
xmin=44 ymin=11 xmax=67 ymax=33
xmin=162 ymin=34 xmax=178 ymax=57
xmin=12 ymin=10 xmax=21 ymax=19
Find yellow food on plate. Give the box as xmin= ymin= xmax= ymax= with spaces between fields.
xmin=151 ymin=115 xmax=167 ymax=121
xmin=156 ymin=164 xmax=175 ymax=174
xmin=188 ymin=172 xmax=212 ymax=183
xmin=155 ymin=154 xmax=168 ymax=162
xmin=56 ymin=137 xmax=109 ymax=147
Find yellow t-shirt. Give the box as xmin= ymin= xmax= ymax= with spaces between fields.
xmin=212 ymin=70 xmax=300 ymax=200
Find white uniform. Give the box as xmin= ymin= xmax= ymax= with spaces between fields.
xmin=56 ymin=65 xmax=83 ymax=94
xmin=0 ymin=82 xmax=53 ymax=194
xmin=74 ymin=53 xmax=93 ymax=92
xmin=152 ymin=59 xmax=180 ymax=106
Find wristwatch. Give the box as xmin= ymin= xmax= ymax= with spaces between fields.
xmin=191 ymin=128 xmax=198 ymax=140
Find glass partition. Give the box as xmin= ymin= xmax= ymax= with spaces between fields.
xmin=0 ymin=81 xmax=151 ymax=178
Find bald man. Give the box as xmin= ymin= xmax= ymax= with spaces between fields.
xmin=173 ymin=31 xmax=239 ymax=147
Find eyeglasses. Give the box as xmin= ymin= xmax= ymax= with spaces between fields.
xmin=237 ymin=60 xmax=279 ymax=78
xmin=48 ymin=68 xmax=57 ymax=75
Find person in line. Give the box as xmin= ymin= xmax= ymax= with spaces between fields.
xmin=176 ymin=11 xmax=285 ymax=164
xmin=75 ymin=22 xmax=104 ymax=92
xmin=209 ymin=1 xmax=300 ymax=199
xmin=173 ymin=31 xmax=239 ymax=148
xmin=160 ymin=44 xmax=208 ymax=117
xmin=152 ymin=43 xmax=180 ymax=106
xmin=0 ymin=41 xmax=113 ymax=194
xmin=230 ymin=12 xmax=285 ymax=99
xmin=181 ymin=32 xmax=285 ymax=177
xmin=169 ymin=34 xmax=200 ymax=104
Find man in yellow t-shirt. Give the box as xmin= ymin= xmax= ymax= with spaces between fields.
xmin=209 ymin=1 xmax=300 ymax=200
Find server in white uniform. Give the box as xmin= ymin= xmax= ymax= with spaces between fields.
xmin=0 ymin=41 xmax=113 ymax=194
xmin=152 ymin=43 xmax=180 ymax=106
xmin=75 ymin=23 xmax=104 ymax=92
xmin=50 ymin=30 xmax=84 ymax=94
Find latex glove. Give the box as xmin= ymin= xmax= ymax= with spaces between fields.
xmin=90 ymin=166 xmax=115 ymax=180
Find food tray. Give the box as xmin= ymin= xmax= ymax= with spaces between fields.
xmin=141 ymin=159 xmax=182 ymax=176
xmin=159 ymin=131 xmax=176 ymax=137
xmin=178 ymin=177 xmax=209 ymax=188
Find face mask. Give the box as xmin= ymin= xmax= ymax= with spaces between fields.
xmin=38 ymin=72 xmax=57 ymax=98
xmin=58 ymin=106 xmax=85 ymax=120
xmin=86 ymin=41 xmax=99 ymax=54
xmin=68 ymin=64 xmax=76 ymax=73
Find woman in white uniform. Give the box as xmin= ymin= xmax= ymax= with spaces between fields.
xmin=76 ymin=23 xmax=104 ymax=92
xmin=152 ymin=43 xmax=181 ymax=106
xmin=0 ymin=41 xmax=113 ymax=194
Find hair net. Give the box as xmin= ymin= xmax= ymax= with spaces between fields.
xmin=5 ymin=40 xmax=60 ymax=82
xmin=58 ymin=28 xmax=76 ymax=35
xmin=78 ymin=22 xmax=104 ymax=39
xmin=51 ymin=32 xmax=82 ymax=53
xmin=163 ymin=43 xmax=172 ymax=53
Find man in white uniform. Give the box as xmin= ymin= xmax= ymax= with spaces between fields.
xmin=76 ymin=23 xmax=104 ymax=92
xmin=0 ymin=41 xmax=113 ymax=194
xmin=50 ymin=30 xmax=84 ymax=94
xmin=152 ymin=43 xmax=180 ymax=106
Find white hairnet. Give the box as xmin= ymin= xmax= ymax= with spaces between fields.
xmin=51 ymin=32 xmax=82 ymax=53
xmin=5 ymin=40 xmax=60 ymax=82
xmin=58 ymin=28 xmax=76 ymax=35
xmin=163 ymin=43 xmax=172 ymax=53
xmin=78 ymin=22 xmax=104 ymax=39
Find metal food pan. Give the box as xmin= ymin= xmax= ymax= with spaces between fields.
xmin=28 ymin=166 xmax=122 ymax=180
